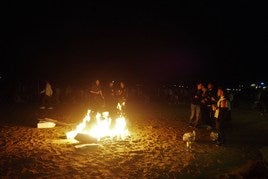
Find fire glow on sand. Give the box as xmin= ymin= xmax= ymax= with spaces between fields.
xmin=66 ymin=103 xmax=130 ymax=142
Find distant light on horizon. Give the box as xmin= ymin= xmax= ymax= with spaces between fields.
xmin=251 ymin=83 xmax=256 ymax=87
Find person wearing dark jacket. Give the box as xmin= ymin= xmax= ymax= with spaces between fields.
xmin=206 ymin=83 xmax=218 ymax=127
xmin=105 ymin=81 xmax=117 ymax=117
xmin=89 ymin=79 xmax=104 ymax=112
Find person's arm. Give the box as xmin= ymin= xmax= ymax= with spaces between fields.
xmin=90 ymin=89 xmax=104 ymax=99
xmin=90 ymin=90 xmax=99 ymax=95
xmin=100 ymin=90 xmax=104 ymax=99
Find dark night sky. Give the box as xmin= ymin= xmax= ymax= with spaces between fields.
xmin=1 ymin=1 xmax=267 ymax=84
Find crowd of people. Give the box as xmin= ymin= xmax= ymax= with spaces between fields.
xmin=38 ymin=79 xmax=129 ymax=115
xmin=1 ymin=78 xmax=267 ymax=147
xmin=188 ymin=82 xmax=232 ymax=146
xmin=37 ymin=80 xmax=233 ymax=146
xmin=88 ymin=79 xmax=128 ymax=116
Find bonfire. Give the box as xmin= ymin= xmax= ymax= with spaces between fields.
xmin=66 ymin=103 xmax=129 ymax=142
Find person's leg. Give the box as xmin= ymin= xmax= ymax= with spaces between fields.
xmin=193 ymin=105 xmax=201 ymax=127
xmin=214 ymin=118 xmax=222 ymax=145
xmin=189 ymin=104 xmax=195 ymax=124
xmin=215 ymin=118 xmax=220 ymax=132
xmin=41 ymin=95 xmax=49 ymax=109
xmin=48 ymin=96 xmax=53 ymax=109
xmin=208 ymin=106 xmax=215 ymax=127
xmin=40 ymin=95 xmax=46 ymax=109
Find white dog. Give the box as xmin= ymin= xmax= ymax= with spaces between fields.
xmin=183 ymin=130 xmax=196 ymax=150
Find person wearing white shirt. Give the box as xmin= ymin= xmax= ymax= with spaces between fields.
xmin=40 ymin=80 xmax=53 ymax=109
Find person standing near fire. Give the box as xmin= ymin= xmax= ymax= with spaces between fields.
xmin=40 ymin=80 xmax=53 ymax=109
xmin=89 ymin=79 xmax=104 ymax=113
xmin=116 ymin=81 xmax=128 ymax=115
xmin=206 ymin=82 xmax=218 ymax=127
xmin=213 ymin=87 xmax=231 ymax=146
xmin=105 ymin=80 xmax=117 ymax=117
xmin=188 ymin=82 xmax=203 ymax=128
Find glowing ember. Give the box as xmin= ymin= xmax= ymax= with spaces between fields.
xmin=66 ymin=103 xmax=129 ymax=141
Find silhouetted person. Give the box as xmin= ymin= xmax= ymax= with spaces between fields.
xmin=206 ymin=82 xmax=218 ymax=127
xmin=89 ymin=79 xmax=104 ymax=113
xmin=189 ymin=83 xmax=203 ymax=127
xmin=105 ymin=81 xmax=117 ymax=117
xmin=200 ymin=84 xmax=210 ymax=126
xmin=116 ymin=81 xmax=128 ymax=115
xmin=40 ymin=80 xmax=53 ymax=109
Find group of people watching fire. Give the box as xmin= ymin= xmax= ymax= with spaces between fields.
xmin=38 ymin=79 xmax=231 ymax=145
xmin=39 ymin=79 xmax=128 ymax=116
xmin=88 ymin=79 xmax=127 ymax=116
xmin=189 ymin=82 xmax=232 ymax=146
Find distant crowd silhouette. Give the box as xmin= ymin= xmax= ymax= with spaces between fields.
xmin=1 ymin=79 xmax=266 ymax=110
xmin=0 ymin=79 xmax=267 ymax=144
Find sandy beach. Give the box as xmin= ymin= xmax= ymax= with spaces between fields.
xmin=0 ymin=101 xmax=267 ymax=178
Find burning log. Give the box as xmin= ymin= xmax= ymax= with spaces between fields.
xmin=74 ymin=133 xmax=98 ymax=143
xmin=66 ymin=107 xmax=130 ymax=141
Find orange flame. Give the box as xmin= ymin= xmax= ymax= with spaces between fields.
xmin=66 ymin=103 xmax=129 ymax=141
